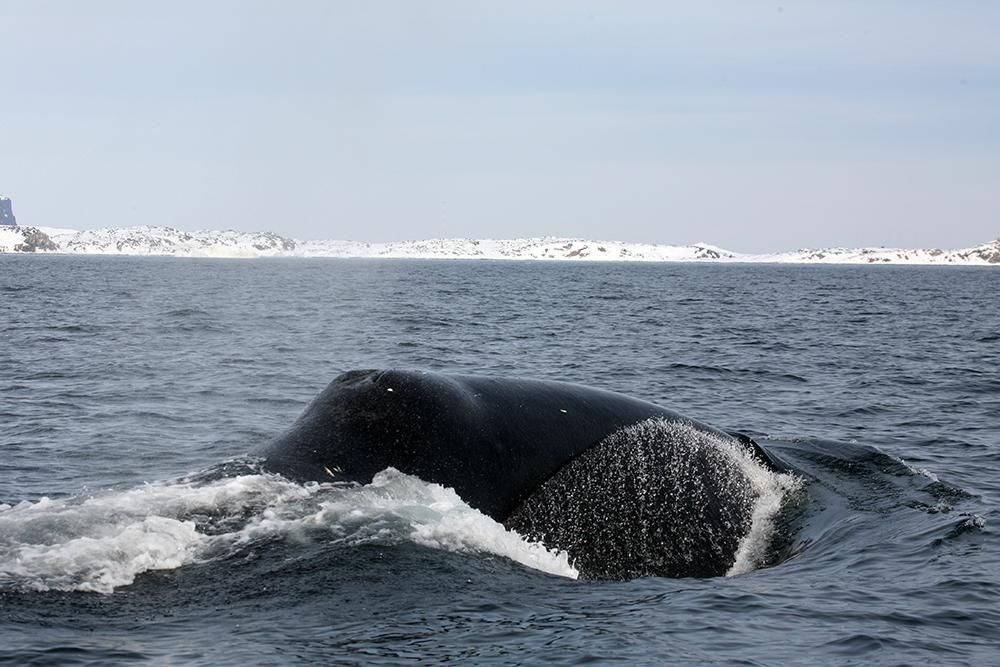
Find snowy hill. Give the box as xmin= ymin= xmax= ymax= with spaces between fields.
xmin=755 ymin=240 xmax=1000 ymax=265
xmin=0 ymin=225 xmax=997 ymax=265
xmin=49 ymin=226 xmax=295 ymax=258
xmin=294 ymin=237 xmax=737 ymax=262
xmin=0 ymin=226 xmax=58 ymax=253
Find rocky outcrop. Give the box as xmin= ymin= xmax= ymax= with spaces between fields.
xmin=0 ymin=197 xmax=16 ymax=226
xmin=2 ymin=227 xmax=58 ymax=252
xmin=957 ymin=239 xmax=1000 ymax=264
xmin=54 ymin=226 xmax=298 ymax=257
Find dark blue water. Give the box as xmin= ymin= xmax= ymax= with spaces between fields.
xmin=2 ymin=255 xmax=998 ymax=665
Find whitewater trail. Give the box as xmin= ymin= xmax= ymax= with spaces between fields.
xmin=0 ymin=468 xmax=577 ymax=594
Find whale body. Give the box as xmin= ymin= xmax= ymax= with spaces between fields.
xmin=256 ymin=369 xmax=784 ymax=579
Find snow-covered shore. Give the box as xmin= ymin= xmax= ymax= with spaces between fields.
xmin=1 ymin=225 xmax=998 ymax=265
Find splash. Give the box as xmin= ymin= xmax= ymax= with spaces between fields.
xmin=725 ymin=441 xmax=803 ymax=576
xmin=0 ymin=468 xmax=576 ymax=594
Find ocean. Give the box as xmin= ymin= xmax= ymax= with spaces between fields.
xmin=1 ymin=255 xmax=998 ymax=665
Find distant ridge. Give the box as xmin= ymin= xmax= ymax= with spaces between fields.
xmin=1 ymin=225 xmax=998 ymax=264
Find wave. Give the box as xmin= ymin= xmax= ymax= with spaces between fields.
xmin=163 ymin=308 xmax=212 ymax=318
xmin=667 ymin=363 xmax=809 ymax=384
xmin=8 ymin=431 xmax=968 ymax=596
xmin=0 ymin=464 xmax=575 ymax=594
xmin=727 ymin=437 xmax=804 ymax=576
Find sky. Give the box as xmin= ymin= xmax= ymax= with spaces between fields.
xmin=1 ymin=1 xmax=997 ymax=252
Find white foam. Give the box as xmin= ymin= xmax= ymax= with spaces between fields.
xmin=0 ymin=469 xmax=576 ymax=594
xmin=724 ymin=441 xmax=802 ymax=576
xmin=371 ymin=469 xmax=576 ymax=576
xmin=890 ymin=454 xmax=941 ymax=483
xmin=222 ymin=469 xmax=577 ymax=578
xmin=5 ymin=516 xmax=204 ymax=594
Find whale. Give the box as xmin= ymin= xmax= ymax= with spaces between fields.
xmin=256 ymin=369 xmax=786 ymax=579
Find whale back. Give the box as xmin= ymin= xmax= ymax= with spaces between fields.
xmin=256 ymin=369 xmax=790 ymax=579
xmin=258 ymin=369 xmax=699 ymax=520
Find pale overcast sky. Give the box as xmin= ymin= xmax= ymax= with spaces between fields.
xmin=1 ymin=1 xmax=997 ymax=251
